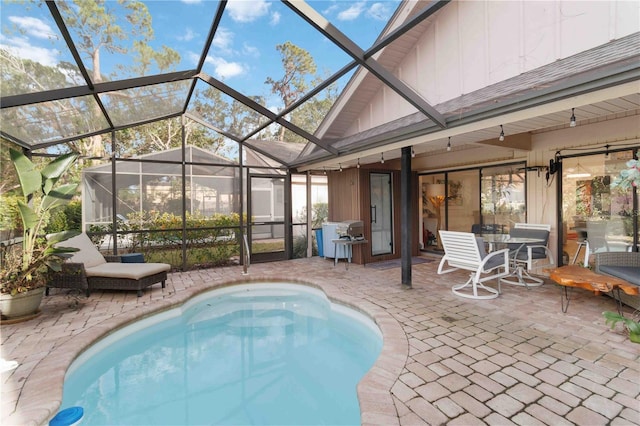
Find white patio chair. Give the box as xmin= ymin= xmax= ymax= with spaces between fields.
xmin=437 ymin=230 xmax=510 ymax=300
xmin=501 ymin=223 xmax=554 ymax=288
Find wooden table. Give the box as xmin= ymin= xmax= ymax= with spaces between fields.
xmin=547 ymin=265 xmax=636 ymax=313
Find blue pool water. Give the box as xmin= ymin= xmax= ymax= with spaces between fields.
xmin=61 ymin=283 xmax=383 ymax=425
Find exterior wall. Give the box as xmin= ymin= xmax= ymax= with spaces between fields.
xmin=346 ymin=0 xmax=639 ymax=137
xmin=328 ymin=168 xmax=360 ymax=221
xmin=409 ymin=113 xmax=639 ymax=262
xmin=327 ymin=166 xmax=420 ymax=264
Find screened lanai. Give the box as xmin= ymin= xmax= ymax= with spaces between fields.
xmin=1 ymin=0 xmax=639 ymax=273
xmin=83 ymin=146 xmax=241 ymax=228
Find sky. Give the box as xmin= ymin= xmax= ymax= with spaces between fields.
xmin=0 ymin=0 xmax=400 ymax=106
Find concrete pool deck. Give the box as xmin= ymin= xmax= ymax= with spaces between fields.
xmin=1 ymin=255 xmax=639 ymax=425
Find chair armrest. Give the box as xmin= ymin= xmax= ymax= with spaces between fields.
xmin=526 ymin=244 xmax=552 ymax=255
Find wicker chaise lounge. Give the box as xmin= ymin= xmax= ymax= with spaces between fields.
xmin=595 ymin=252 xmax=640 ymax=309
xmin=48 ymin=233 xmax=171 ymax=297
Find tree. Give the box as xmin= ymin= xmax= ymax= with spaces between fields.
xmin=285 ymin=82 xmax=339 ymax=144
xmin=1 ymin=1 xmax=181 ymax=159
xmin=114 ymin=117 xmax=204 ymax=156
xmin=265 ymin=42 xmax=317 ymax=141
xmin=56 ymin=0 xmax=181 ymax=158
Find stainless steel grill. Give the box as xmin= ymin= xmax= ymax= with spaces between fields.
xmin=336 ymin=220 xmax=364 ymax=240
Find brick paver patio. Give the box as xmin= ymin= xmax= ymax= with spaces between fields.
xmin=2 ymin=255 xmax=639 ymax=425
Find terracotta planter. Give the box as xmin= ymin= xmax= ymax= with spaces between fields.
xmin=0 ymin=287 xmax=45 ymax=320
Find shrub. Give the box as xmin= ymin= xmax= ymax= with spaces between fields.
xmin=88 ymin=211 xmax=243 ymax=269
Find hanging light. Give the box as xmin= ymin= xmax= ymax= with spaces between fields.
xmin=323 ymin=167 xmax=327 ymax=175
xmin=339 ymin=163 xmax=342 ymax=172
xmin=570 ymin=108 xmax=576 ymax=127
xmin=499 ymin=125 xmax=505 ymax=142
xmin=411 ymin=147 xmax=415 ymax=158
xmin=446 ymin=137 xmax=451 ymax=152
xmin=566 ymin=158 xmax=591 ymax=178
xmin=356 ymin=158 xmax=360 ymax=169
xmin=381 ymin=152 xmax=385 ymax=164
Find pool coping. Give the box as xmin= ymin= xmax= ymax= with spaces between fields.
xmin=8 ymin=274 xmax=407 ymax=426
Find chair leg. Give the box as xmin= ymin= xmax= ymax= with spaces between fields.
xmin=161 ymin=280 xmax=166 ymax=289
xmin=583 ymin=241 xmax=590 ymax=267
xmin=451 ymin=273 xmax=500 ymax=300
xmin=571 ymin=241 xmax=585 ymax=265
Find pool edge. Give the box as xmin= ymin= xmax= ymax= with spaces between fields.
xmin=14 ymin=274 xmax=408 ymax=426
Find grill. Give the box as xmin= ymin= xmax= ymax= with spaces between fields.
xmin=336 ymin=220 xmax=364 ymax=241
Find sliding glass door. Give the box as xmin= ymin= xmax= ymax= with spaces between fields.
xmin=561 ymin=149 xmax=638 ymax=265
xmin=370 ymin=172 xmax=393 ymax=256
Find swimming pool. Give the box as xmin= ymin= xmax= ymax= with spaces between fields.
xmin=61 ymin=283 xmax=383 ymax=425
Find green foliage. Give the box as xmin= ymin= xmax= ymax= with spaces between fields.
xmin=603 ymin=311 xmax=640 ymax=344
xmin=295 ymin=202 xmax=328 ymax=229
xmin=265 ymin=41 xmax=328 ymax=142
xmin=1 ymin=149 xmax=80 ymax=294
xmin=89 ymin=211 xmax=243 ymax=269
xmin=292 ymin=235 xmax=308 ymax=259
xmin=0 ymin=193 xmax=21 ymax=236
xmin=45 ymin=200 xmax=83 ymax=234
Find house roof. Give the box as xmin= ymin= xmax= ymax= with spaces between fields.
xmin=302 ymin=32 xmax=640 ymax=166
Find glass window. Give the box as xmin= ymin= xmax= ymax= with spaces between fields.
xmin=480 ymin=165 xmax=526 ymax=233
xmin=562 ymin=150 xmax=637 ymax=265
xmin=420 ymin=173 xmax=445 ymax=249
xmin=420 ymin=162 xmax=526 ymax=251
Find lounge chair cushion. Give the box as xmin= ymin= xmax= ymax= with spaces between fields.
xmin=598 ymin=265 xmax=640 ymax=286
xmin=85 ymin=262 xmax=171 ymax=280
xmin=63 ymin=233 xmax=107 ymax=268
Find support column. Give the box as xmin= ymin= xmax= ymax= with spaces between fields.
xmin=401 ymin=146 xmax=412 ymax=288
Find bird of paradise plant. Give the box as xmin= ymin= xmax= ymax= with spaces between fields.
xmin=0 ymin=149 xmax=80 ymax=295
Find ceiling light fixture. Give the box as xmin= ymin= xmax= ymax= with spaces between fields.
xmin=357 ymin=158 xmax=360 ymax=169
xmin=570 ymin=108 xmax=576 ymax=127
xmin=381 ymin=153 xmax=385 ymax=164
xmin=339 ymin=163 xmax=342 ymax=172
xmin=499 ymin=125 xmax=505 ymax=142
xmin=566 ymin=158 xmax=591 ymax=179
xmin=447 ymin=137 xmax=451 ymax=152
xmin=411 ymin=147 xmax=415 ymax=158
xmin=323 ymin=167 xmax=327 ymax=175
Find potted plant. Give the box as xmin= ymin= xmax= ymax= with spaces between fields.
xmin=602 ymin=311 xmax=640 ymax=344
xmin=0 ymin=148 xmax=80 ymax=320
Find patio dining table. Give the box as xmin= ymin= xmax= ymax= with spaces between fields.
xmin=481 ymin=234 xmax=547 ymax=288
